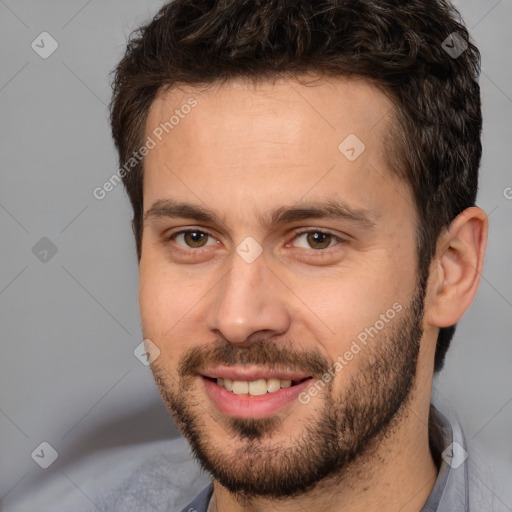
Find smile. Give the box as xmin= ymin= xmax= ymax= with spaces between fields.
xmin=200 ymin=370 xmax=314 ymax=419
xmin=208 ymin=377 xmax=311 ymax=395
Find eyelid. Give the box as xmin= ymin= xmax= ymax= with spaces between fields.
xmin=164 ymin=227 xmax=348 ymax=252
xmin=288 ymin=228 xmax=347 ymax=247
xmin=165 ymin=226 xmax=214 ymax=238
xmin=165 ymin=228 xmax=218 ymax=248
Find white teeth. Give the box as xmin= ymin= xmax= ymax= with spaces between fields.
xmin=223 ymin=378 xmax=234 ymax=391
xmin=215 ymin=377 xmax=301 ymax=395
xmin=248 ymin=379 xmax=267 ymax=396
xmin=232 ymin=380 xmax=249 ymax=394
xmin=266 ymin=378 xmax=281 ymax=393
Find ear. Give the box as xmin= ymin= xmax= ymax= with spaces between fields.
xmin=425 ymin=207 xmax=488 ymax=328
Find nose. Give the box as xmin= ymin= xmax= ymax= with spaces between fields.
xmin=205 ymin=249 xmax=291 ymax=345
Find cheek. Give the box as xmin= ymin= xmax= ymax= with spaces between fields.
xmin=139 ymin=254 xmax=215 ymax=355
xmin=287 ymin=255 xmax=414 ymax=364
xmin=139 ymin=259 xmax=189 ymax=338
xmin=300 ymin=257 xmax=408 ymax=323
xmin=139 ymin=276 xmax=191 ymax=372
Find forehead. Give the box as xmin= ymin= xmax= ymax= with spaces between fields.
xmin=146 ymin=76 xmax=394 ymax=154
xmin=142 ymin=76 xmax=409 ymax=227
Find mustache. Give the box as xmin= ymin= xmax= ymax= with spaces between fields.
xmin=178 ymin=336 xmax=331 ymax=379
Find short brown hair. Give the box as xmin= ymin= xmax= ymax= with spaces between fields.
xmin=110 ymin=0 xmax=482 ymax=373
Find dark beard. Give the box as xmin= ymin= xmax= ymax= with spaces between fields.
xmin=151 ymin=284 xmax=425 ymax=502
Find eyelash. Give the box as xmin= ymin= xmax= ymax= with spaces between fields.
xmin=165 ymin=228 xmax=346 ymax=255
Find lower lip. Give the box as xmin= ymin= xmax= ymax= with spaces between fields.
xmin=201 ymin=376 xmax=313 ymax=419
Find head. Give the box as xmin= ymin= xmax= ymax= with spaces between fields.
xmin=110 ymin=0 xmax=486 ymax=501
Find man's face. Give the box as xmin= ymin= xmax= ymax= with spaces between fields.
xmin=139 ymin=77 xmax=427 ymax=498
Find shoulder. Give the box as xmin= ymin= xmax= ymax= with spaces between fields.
xmin=427 ymin=404 xmax=511 ymax=512
xmin=5 ymin=437 xmax=210 ymax=512
xmin=95 ymin=437 xmax=211 ymax=512
xmin=467 ymin=443 xmax=511 ymax=512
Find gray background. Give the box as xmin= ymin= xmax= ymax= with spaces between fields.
xmin=1 ymin=0 xmax=511 ymax=508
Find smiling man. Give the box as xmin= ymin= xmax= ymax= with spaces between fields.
xmin=109 ymin=1 xmax=490 ymax=511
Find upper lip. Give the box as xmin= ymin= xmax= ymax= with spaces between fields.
xmin=201 ymin=366 xmax=312 ymax=382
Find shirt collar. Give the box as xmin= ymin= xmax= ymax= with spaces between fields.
xmin=421 ymin=405 xmax=469 ymax=512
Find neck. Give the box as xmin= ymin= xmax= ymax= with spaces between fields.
xmin=211 ymin=391 xmax=438 ymax=512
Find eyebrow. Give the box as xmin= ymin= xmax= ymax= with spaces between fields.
xmin=143 ymin=198 xmax=376 ymax=229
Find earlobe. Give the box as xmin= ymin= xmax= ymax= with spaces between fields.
xmin=425 ymin=207 xmax=488 ymax=328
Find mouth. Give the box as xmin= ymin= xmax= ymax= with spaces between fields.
xmin=199 ymin=367 xmax=315 ymax=418
xmin=202 ymin=376 xmax=312 ymax=395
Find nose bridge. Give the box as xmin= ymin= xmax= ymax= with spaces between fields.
xmin=206 ymin=250 xmax=290 ymax=343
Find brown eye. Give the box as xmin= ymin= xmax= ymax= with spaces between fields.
xmin=172 ymin=230 xmax=214 ymax=248
xmin=305 ymin=231 xmax=333 ymax=249
xmin=184 ymin=231 xmax=208 ymax=247
xmin=290 ymin=231 xmax=338 ymax=250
